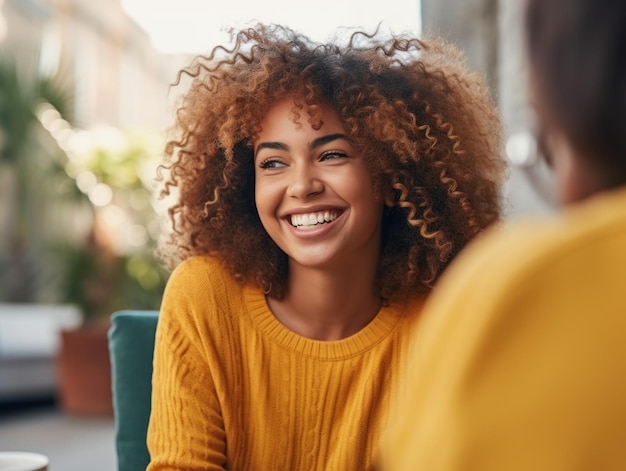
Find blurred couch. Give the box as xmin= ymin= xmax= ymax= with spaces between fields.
xmin=0 ymin=303 xmax=82 ymax=402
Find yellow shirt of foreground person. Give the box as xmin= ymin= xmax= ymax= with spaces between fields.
xmin=382 ymin=187 xmax=626 ymax=471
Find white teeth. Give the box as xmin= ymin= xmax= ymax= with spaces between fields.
xmin=291 ymin=211 xmax=338 ymax=228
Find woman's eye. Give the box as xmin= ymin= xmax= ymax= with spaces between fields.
xmin=320 ymin=150 xmax=348 ymax=161
xmin=259 ymin=158 xmax=285 ymax=169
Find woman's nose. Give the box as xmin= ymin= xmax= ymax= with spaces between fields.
xmin=287 ymin=165 xmax=324 ymax=199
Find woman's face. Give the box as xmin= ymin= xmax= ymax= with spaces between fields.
xmin=253 ymin=97 xmax=384 ymax=271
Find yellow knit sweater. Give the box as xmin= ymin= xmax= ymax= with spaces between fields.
xmin=147 ymin=255 xmax=425 ymax=471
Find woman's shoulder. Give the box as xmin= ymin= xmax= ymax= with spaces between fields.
xmin=159 ymin=255 xmax=251 ymax=340
xmin=164 ymin=255 xmax=242 ymax=303
xmin=169 ymin=255 xmax=232 ymax=283
xmin=449 ymin=188 xmax=626 ymax=290
xmin=425 ymin=188 xmax=626 ymax=319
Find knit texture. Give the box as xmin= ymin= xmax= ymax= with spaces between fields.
xmin=147 ymin=255 xmax=425 ymax=471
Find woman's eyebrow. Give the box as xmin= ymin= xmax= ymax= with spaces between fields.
xmin=255 ymin=133 xmax=350 ymax=156
xmin=311 ymin=133 xmax=350 ymax=148
xmin=255 ymin=141 xmax=289 ymax=155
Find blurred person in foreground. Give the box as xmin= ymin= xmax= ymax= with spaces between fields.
xmin=381 ymin=0 xmax=626 ymax=469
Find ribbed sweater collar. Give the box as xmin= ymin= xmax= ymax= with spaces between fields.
xmin=243 ymin=285 xmax=408 ymax=361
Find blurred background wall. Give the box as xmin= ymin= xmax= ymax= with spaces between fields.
xmin=421 ymin=0 xmax=557 ymax=217
xmin=3 ymin=0 xmax=184 ymax=130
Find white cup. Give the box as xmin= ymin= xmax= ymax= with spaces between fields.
xmin=0 ymin=452 xmax=49 ymax=471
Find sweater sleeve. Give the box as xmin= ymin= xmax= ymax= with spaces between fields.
xmin=147 ymin=259 xmax=227 ymax=470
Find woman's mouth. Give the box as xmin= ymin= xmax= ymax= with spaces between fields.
xmin=290 ymin=210 xmax=340 ymax=228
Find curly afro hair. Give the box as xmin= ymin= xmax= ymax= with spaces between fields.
xmin=157 ymin=23 xmax=506 ymax=301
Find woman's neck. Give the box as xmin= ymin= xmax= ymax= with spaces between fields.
xmin=267 ymin=263 xmax=382 ymax=341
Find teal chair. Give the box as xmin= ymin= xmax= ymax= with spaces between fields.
xmin=108 ymin=310 xmax=159 ymax=471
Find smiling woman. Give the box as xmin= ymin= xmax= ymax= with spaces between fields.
xmin=147 ymin=23 xmax=505 ymax=471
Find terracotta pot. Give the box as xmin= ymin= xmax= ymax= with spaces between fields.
xmin=56 ymin=324 xmax=113 ymax=416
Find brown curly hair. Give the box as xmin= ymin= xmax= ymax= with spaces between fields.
xmin=158 ymin=23 xmax=506 ymax=301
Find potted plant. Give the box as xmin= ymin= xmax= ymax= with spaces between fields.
xmin=0 ymin=56 xmax=93 ymax=408
xmin=54 ymin=126 xmax=169 ymax=415
xmin=0 ymin=56 xmax=75 ymax=303
xmin=0 ymin=55 xmax=168 ymax=415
